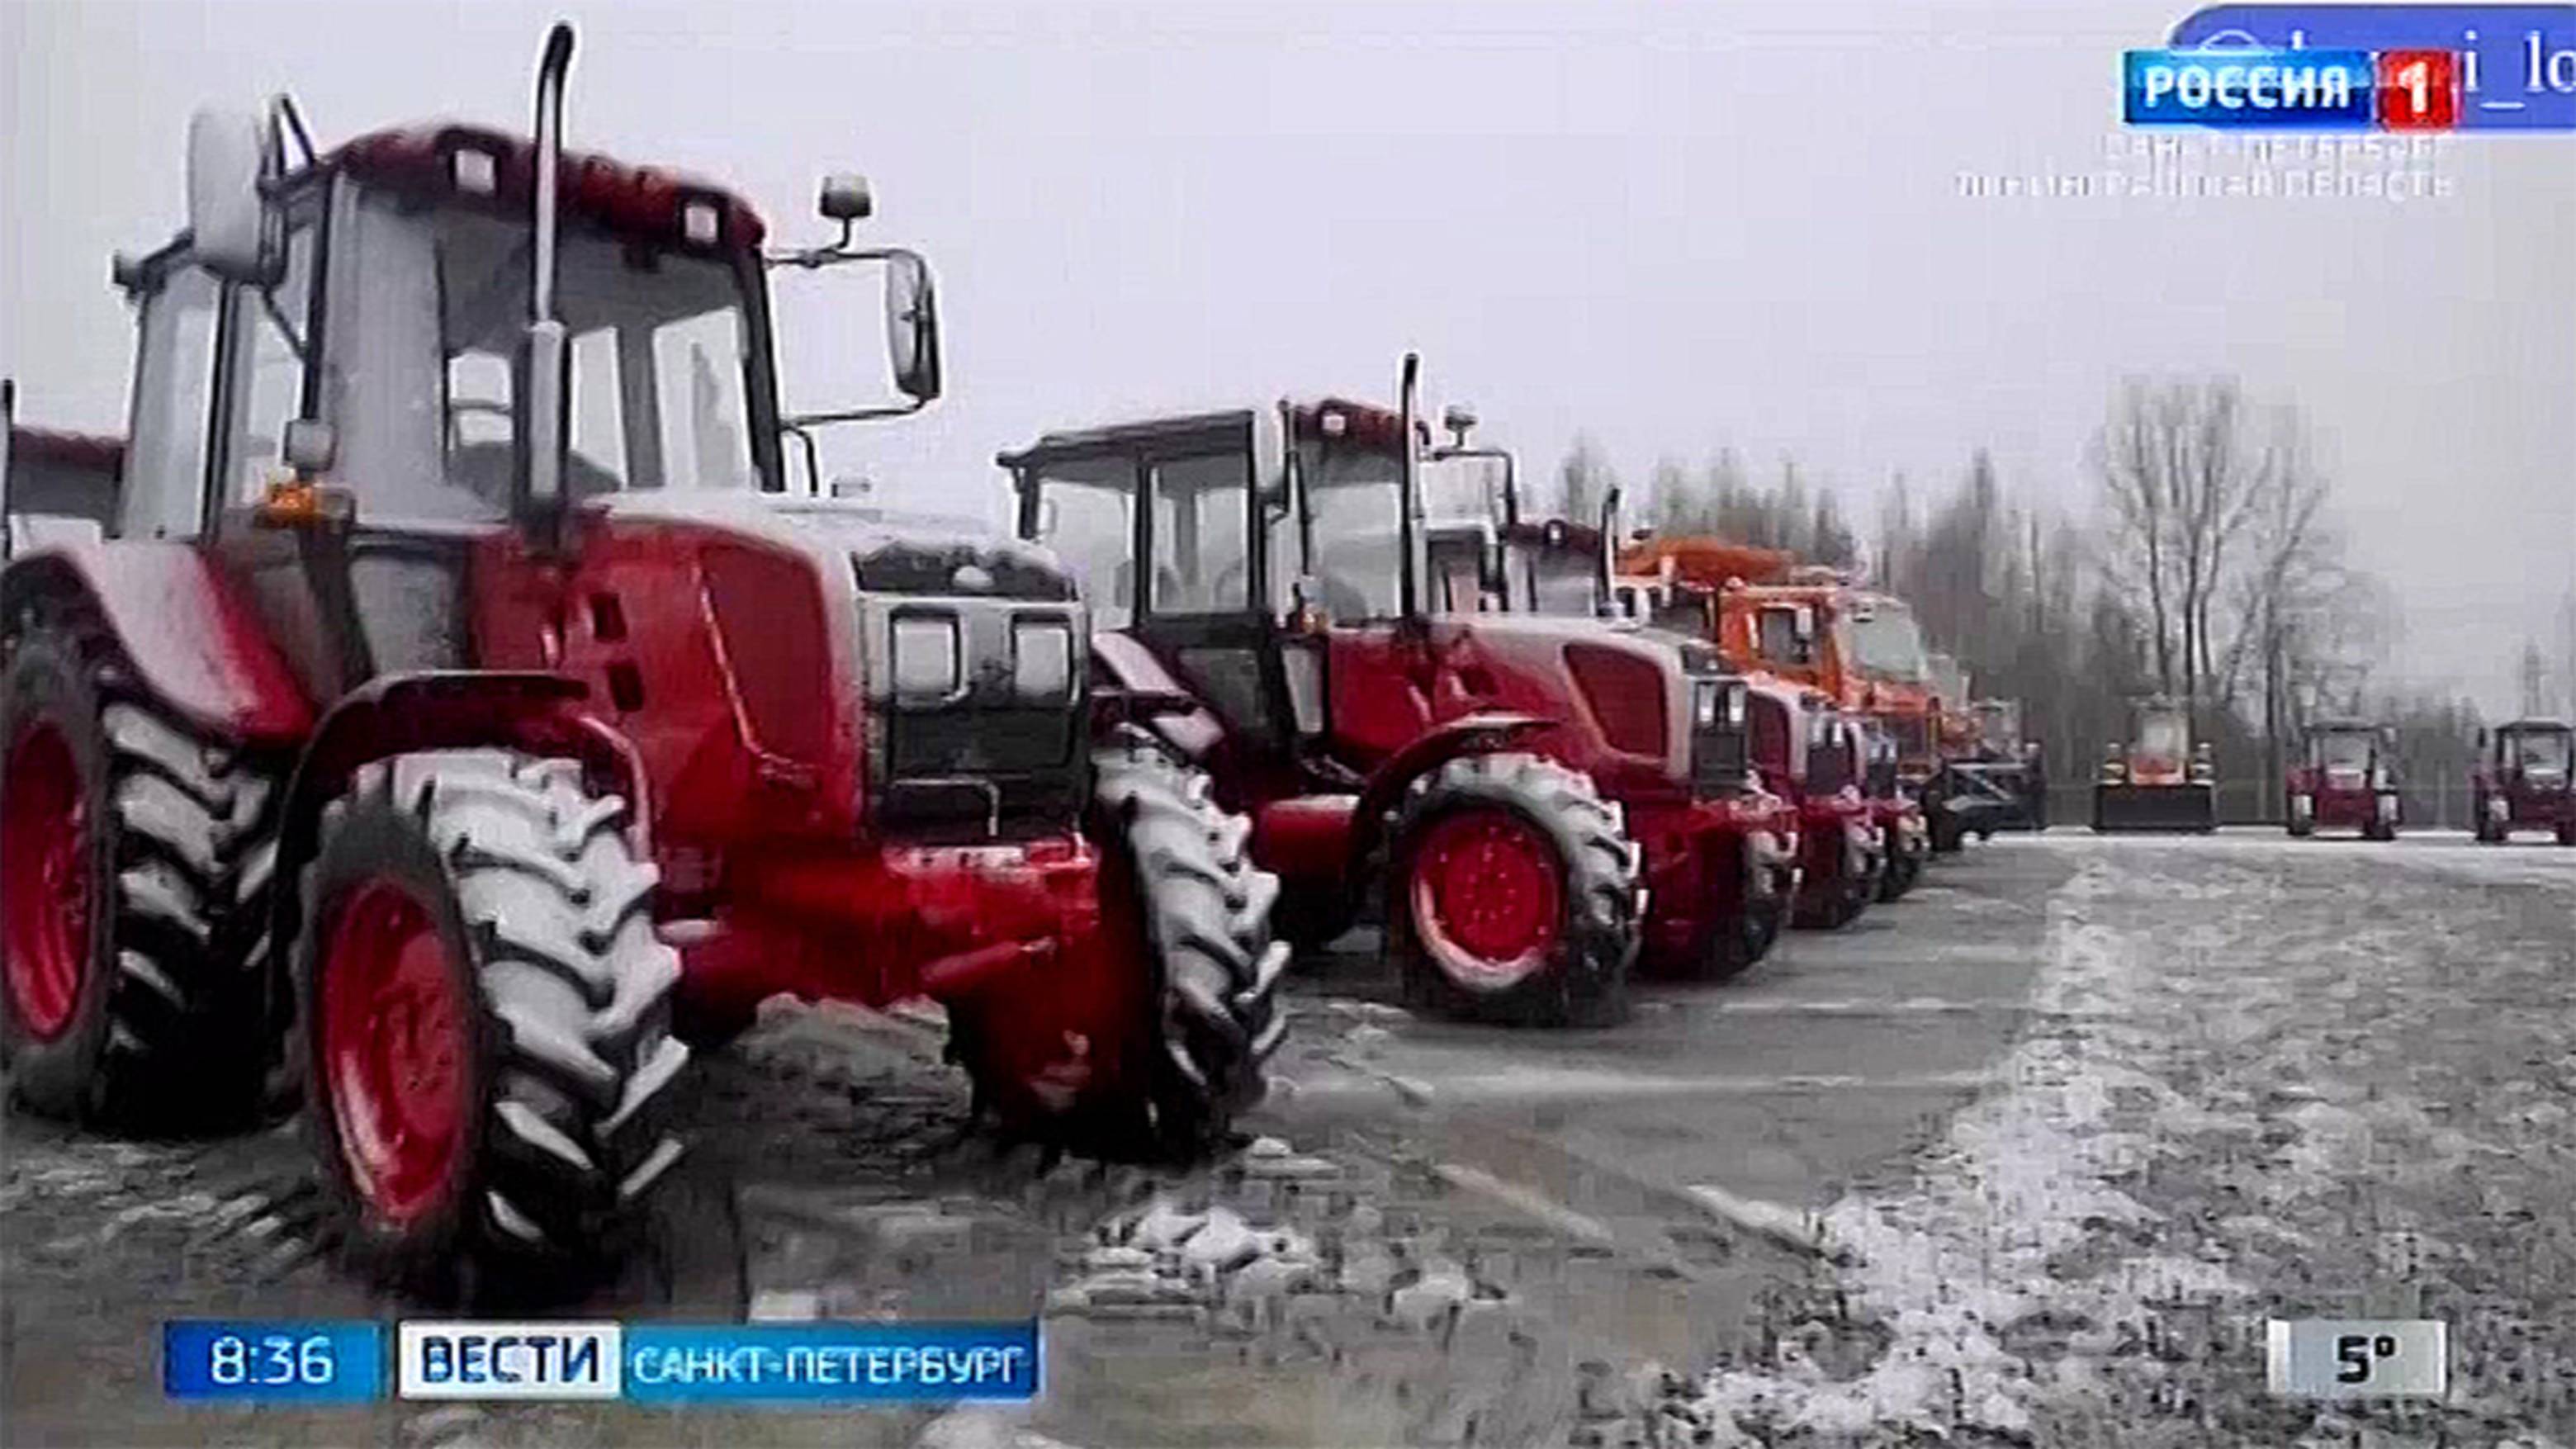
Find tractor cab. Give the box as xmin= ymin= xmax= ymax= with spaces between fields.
xmin=2286 ymin=719 xmax=2398 ymax=839
xmin=2474 ymin=719 xmax=2576 ymax=844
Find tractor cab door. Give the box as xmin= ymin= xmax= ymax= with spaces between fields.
xmin=1134 ymin=439 xmax=1305 ymax=765
xmin=1016 ymin=416 xmax=1312 ymax=788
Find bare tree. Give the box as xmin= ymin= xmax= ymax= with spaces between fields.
xmin=2095 ymin=378 xmax=2312 ymax=711
xmin=1559 ymin=434 xmax=1617 ymax=525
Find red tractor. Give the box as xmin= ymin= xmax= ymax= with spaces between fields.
xmin=0 ymin=28 xmax=1281 ymax=1290
xmin=1743 ymin=683 xmax=1882 ymax=929
xmin=2472 ymin=719 xmax=2576 ymax=845
xmin=1004 ymin=358 xmax=1794 ymax=1018
xmin=2284 ymin=719 xmax=2400 ymax=840
xmin=1859 ymin=717 xmax=1929 ymax=900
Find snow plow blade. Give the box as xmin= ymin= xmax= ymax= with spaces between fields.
xmin=2091 ymin=783 xmax=2216 ymax=833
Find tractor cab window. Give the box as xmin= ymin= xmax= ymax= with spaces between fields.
xmin=1148 ymin=450 xmax=1253 ymax=615
xmin=2507 ymin=730 xmax=2572 ymax=774
xmin=2313 ymin=731 xmax=2375 ymax=771
xmin=1025 ymin=452 xmax=1139 ymax=629
xmin=327 ymin=182 xmax=759 ymax=523
xmin=1426 ymin=530 xmax=1493 ymax=613
xmin=1849 ymin=601 xmax=1930 ymax=683
xmin=119 ymin=265 xmax=224 ymax=541
xmin=1520 ymin=548 xmax=1598 ymax=618
xmin=1299 ymin=438 xmax=1410 ymax=622
xmin=1756 ymin=605 xmax=1814 ymax=665
xmin=225 ymin=223 xmax=319 ymax=508
xmin=2137 ymin=713 xmax=2189 ymax=760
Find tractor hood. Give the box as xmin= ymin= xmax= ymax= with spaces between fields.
xmin=1428 ymin=613 xmax=1738 ymax=786
xmin=594 ymin=491 xmax=1077 ymax=602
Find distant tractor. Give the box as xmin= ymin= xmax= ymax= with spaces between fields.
xmin=1745 ymin=684 xmax=1880 ymax=929
xmin=2093 ymin=698 xmax=2218 ymax=833
xmin=1005 ymin=358 xmax=1801 ymax=1016
xmin=1860 ymin=717 xmax=1928 ymax=901
xmin=2 ymin=27 xmax=1281 ymax=1291
xmin=3 ymin=396 xmax=124 ymax=555
xmin=2285 ymin=720 xmax=2400 ymax=841
xmin=2472 ymin=719 xmax=2575 ymax=845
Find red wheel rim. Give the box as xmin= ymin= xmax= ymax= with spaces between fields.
xmin=2 ymin=722 xmax=89 ymax=1041
xmin=320 ymin=879 xmax=470 ymax=1224
xmin=1409 ymin=810 xmax=1564 ymax=989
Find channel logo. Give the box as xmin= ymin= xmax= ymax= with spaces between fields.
xmin=2124 ymin=47 xmax=2379 ymax=125
xmin=397 ymin=1323 xmax=623 ymax=1400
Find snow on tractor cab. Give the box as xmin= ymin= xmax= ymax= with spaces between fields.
xmin=1006 ymin=358 xmax=1795 ymax=1016
xmin=2093 ymin=698 xmax=2218 ymax=832
xmin=2285 ymin=719 xmax=2399 ymax=840
xmin=0 ymin=26 xmax=1281 ymax=1292
xmin=2472 ymin=719 xmax=2576 ymax=845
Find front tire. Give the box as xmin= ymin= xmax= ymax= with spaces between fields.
xmin=1389 ymin=754 xmax=1639 ymax=1027
xmin=2 ymin=626 xmax=277 ymax=1130
xmin=297 ymin=751 xmax=689 ymax=1290
xmin=950 ymin=730 xmax=1287 ymax=1161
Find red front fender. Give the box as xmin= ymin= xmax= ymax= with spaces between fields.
xmin=2 ymin=542 xmax=313 ymax=742
xmin=1348 ymin=711 xmax=1556 ymax=869
xmin=263 ymin=671 xmax=641 ymax=1000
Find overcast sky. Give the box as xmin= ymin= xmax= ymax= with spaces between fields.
xmin=6 ymin=0 xmax=2569 ymax=714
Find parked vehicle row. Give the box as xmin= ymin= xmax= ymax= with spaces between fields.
xmin=3 ymin=22 xmax=2562 ymax=1307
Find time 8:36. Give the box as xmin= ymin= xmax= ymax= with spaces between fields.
xmin=209 ymin=1333 xmax=338 ymax=1385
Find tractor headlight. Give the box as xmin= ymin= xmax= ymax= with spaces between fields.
xmin=892 ymin=614 xmax=964 ymax=704
xmin=1693 ymin=679 xmax=1721 ymax=730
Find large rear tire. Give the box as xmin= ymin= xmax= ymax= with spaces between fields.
xmin=1389 ymin=754 xmax=1639 ymax=1027
xmin=297 ymin=751 xmax=689 ymax=1290
xmin=2 ymin=625 xmax=277 ymax=1130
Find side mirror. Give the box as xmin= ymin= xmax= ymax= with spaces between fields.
xmin=884 ymin=251 xmax=942 ymax=404
xmin=818 ymin=173 xmax=874 ymax=224
xmin=187 ymin=107 xmax=272 ymax=283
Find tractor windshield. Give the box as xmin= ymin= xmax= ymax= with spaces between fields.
xmin=1300 ymin=440 xmax=1409 ymax=620
xmin=2314 ymin=731 xmax=2375 ymax=771
xmin=329 ymin=184 xmax=761 ymax=522
xmin=2137 ymin=713 xmax=2189 ymax=760
xmin=1848 ymin=599 xmax=1930 ymax=683
xmin=1025 ymin=453 xmax=1139 ymax=629
xmin=1515 ymin=547 xmax=1598 ymax=618
xmin=2507 ymin=729 xmax=2572 ymax=774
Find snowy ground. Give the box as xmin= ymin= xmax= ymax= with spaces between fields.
xmin=4 ymin=831 xmax=2572 ymax=1447
xmin=1627 ymin=833 xmax=2576 ymax=1447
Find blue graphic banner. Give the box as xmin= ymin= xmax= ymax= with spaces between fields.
xmin=2170 ymin=4 xmax=2576 ymax=128
xmin=164 ymin=1320 xmax=386 ymax=1404
xmin=622 ymin=1322 xmax=1041 ymax=1404
xmin=2125 ymin=47 xmax=2379 ymax=125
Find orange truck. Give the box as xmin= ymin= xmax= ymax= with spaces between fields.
xmin=1617 ymin=539 xmax=1936 ymax=896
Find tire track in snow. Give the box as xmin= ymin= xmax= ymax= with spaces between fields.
xmin=1662 ymin=859 xmax=2256 ymax=1445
